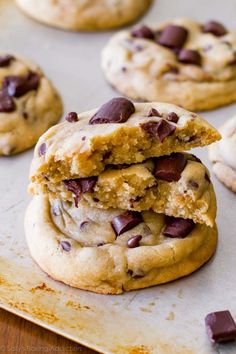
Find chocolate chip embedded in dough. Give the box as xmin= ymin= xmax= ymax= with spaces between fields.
xmin=148 ymin=108 xmax=161 ymax=117
xmin=0 ymin=55 xmax=14 ymax=67
xmin=127 ymin=235 xmax=142 ymax=248
xmin=64 ymin=177 xmax=97 ymax=207
xmin=111 ymin=211 xmax=143 ymax=236
xmin=89 ymin=97 xmax=135 ymax=124
xmin=2 ymin=71 xmax=39 ymax=98
xmin=60 ymin=240 xmax=71 ymax=252
xmin=167 ymin=112 xmax=179 ymax=123
xmin=38 ymin=143 xmax=46 ymax=156
xmin=131 ymin=25 xmax=155 ymax=40
xmin=141 ymin=119 xmax=176 ymax=142
xmin=203 ymin=20 xmax=227 ymax=37
xmin=154 ymin=153 xmax=187 ymax=182
xmin=158 ymin=25 xmax=188 ymax=49
xmin=178 ymin=49 xmax=202 ymax=66
xmin=65 ymin=112 xmax=78 ymax=122
xmin=163 ymin=216 xmax=195 ymax=238
xmin=205 ymin=311 xmax=236 ymax=343
xmin=0 ymin=92 xmax=16 ymax=112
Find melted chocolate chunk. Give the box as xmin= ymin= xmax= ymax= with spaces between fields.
xmin=205 ymin=311 xmax=236 ymax=343
xmin=0 ymin=91 xmax=16 ymax=112
xmin=203 ymin=20 xmax=227 ymax=37
xmin=163 ymin=216 xmax=195 ymax=238
xmin=154 ymin=153 xmax=187 ymax=182
xmin=127 ymin=235 xmax=142 ymax=248
xmin=167 ymin=112 xmax=179 ymax=123
xmin=60 ymin=240 xmax=71 ymax=252
xmin=0 ymin=55 xmax=14 ymax=67
xmin=178 ymin=49 xmax=201 ymax=66
xmin=148 ymin=108 xmax=161 ymax=117
xmin=112 ymin=211 xmax=143 ymax=236
xmin=38 ymin=143 xmax=46 ymax=156
xmin=2 ymin=72 xmax=40 ymax=98
xmin=65 ymin=112 xmax=78 ymax=122
xmin=158 ymin=25 xmax=188 ymax=49
xmin=131 ymin=25 xmax=155 ymax=40
xmin=64 ymin=177 xmax=97 ymax=207
xmin=89 ymin=97 xmax=135 ymax=124
xmin=141 ymin=119 xmax=176 ymax=142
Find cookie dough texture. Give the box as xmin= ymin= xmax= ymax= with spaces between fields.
xmin=209 ymin=116 xmax=236 ymax=192
xmin=25 ymin=195 xmax=218 ymax=294
xmin=15 ymin=0 xmax=152 ymax=31
xmin=30 ymin=101 xmax=220 ymax=186
xmin=0 ymin=53 xmax=63 ymax=155
xmin=31 ymin=154 xmax=217 ymax=227
xmin=102 ymin=18 xmax=236 ymax=110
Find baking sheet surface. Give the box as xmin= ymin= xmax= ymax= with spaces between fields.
xmin=0 ymin=0 xmax=236 ymax=353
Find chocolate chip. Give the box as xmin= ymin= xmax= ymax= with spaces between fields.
xmin=111 ymin=211 xmax=143 ymax=236
xmin=163 ymin=216 xmax=195 ymax=238
xmin=80 ymin=221 xmax=89 ymax=230
xmin=0 ymin=55 xmax=14 ymax=67
xmin=205 ymin=172 xmax=211 ymax=183
xmin=205 ymin=311 xmax=236 ymax=343
xmin=81 ymin=136 xmax=86 ymax=141
xmin=2 ymin=71 xmax=39 ymax=98
xmin=0 ymin=92 xmax=16 ymax=112
xmin=127 ymin=235 xmax=142 ymax=248
xmin=89 ymin=97 xmax=135 ymax=125
xmin=65 ymin=112 xmax=78 ymax=122
xmin=131 ymin=25 xmax=155 ymax=40
xmin=141 ymin=119 xmax=176 ymax=142
xmin=178 ymin=49 xmax=201 ymax=66
xmin=60 ymin=240 xmax=71 ymax=252
xmin=148 ymin=108 xmax=161 ymax=117
xmin=203 ymin=20 xmax=227 ymax=37
xmin=154 ymin=153 xmax=187 ymax=182
xmin=158 ymin=25 xmax=188 ymax=49
xmin=167 ymin=112 xmax=179 ymax=123
xmin=38 ymin=143 xmax=46 ymax=156
xmin=64 ymin=177 xmax=97 ymax=207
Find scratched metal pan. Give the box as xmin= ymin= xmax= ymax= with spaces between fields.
xmin=0 ymin=0 xmax=236 ymax=353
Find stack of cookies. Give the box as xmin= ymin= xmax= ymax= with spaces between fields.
xmin=25 ymin=97 xmax=220 ymax=294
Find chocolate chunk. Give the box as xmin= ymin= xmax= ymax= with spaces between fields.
xmin=131 ymin=25 xmax=155 ymax=40
xmin=65 ymin=112 xmax=78 ymax=122
xmin=167 ymin=112 xmax=179 ymax=123
xmin=38 ymin=143 xmax=46 ymax=156
xmin=154 ymin=153 xmax=187 ymax=182
xmin=64 ymin=177 xmax=97 ymax=207
xmin=178 ymin=49 xmax=201 ymax=66
xmin=80 ymin=221 xmax=89 ymax=230
xmin=163 ymin=216 xmax=195 ymax=238
xmin=141 ymin=119 xmax=176 ymax=142
xmin=0 ymin=92 xmax=16 ymax=112
xmin=60 ymin=240 xmax=71 ymax=252
xmin=205 ymin=311 xmax=236 ymax=343
xmin=127 ymin=235 xmax=142 ymax=248
xmin=203 ymin=20 xmax=227 ymax=37
xmin=112 ymin=211 xmax=143 ymax=236
xmin=2 ymin=71 xmax=40 ymax=98
xmin=158 ymin=25 xmax=188 ymax=48
xmin=0 ymin=55 xmax=14 ymax=67
xmin=148 ymin=108 xmax=161 ymax=117
xmin=89 ymin=97 xmax=135 ymax=124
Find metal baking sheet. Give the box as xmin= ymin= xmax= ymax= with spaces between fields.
xmin=1 ymin=0 xmax=236 ymax=353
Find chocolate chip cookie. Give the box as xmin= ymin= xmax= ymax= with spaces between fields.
xmin=15 ymin=0 xmax=152 ymax=31
xmin=25 ymin=194 xmax=217 ymax=294
xmin=102 ymin=18 xmax=236 ymax=110
xmin=29 ymin=98 xmax=220 ymax=187
xmin=209 ymin=115 xmax=236 ymax=192
xmin=30 ymin=153 xmax=216 ymax=227
xmin=0 ymin=53 xmax=63 ymax=155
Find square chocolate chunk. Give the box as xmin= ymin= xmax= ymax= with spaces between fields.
xmin=205 ymin=310 xmax=236 ymax=343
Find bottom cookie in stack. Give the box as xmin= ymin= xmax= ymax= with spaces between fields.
xmin=25 ymin=194 xmax=217 ymax=294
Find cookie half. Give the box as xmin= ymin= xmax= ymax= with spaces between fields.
xmin=15 ymin=0 xmax=152 ymax=31
xmin=209 ymin=115 xmax=236 ymax=192
xmin=102 ymin=18 xmax=236 ymax=110
xmin=0 ymin=53 xmax=63 ymax=155
xmin=29 ymin=98 xmax=220 ymax=186
xmin=25 ymin=194 xmax=217 ymax=294
xmin=30 ymin=153 xmax=217 ymax=227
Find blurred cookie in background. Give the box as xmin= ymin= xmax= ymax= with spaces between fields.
xmin=15 ymin=0 xmax=153 ymax=31
xmin=0 ymin=53 xmax=63 ymax=155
